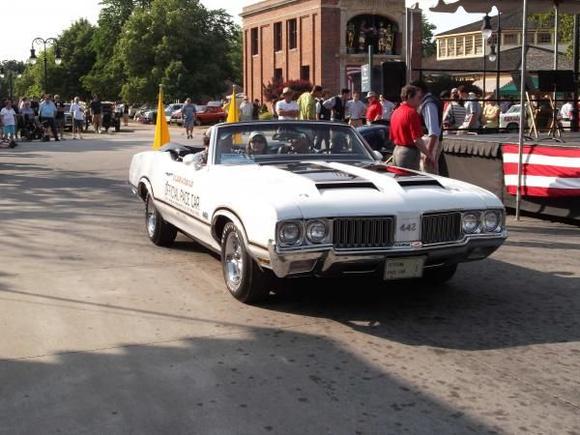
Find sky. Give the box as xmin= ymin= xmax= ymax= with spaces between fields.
xmin=2 ymin=0 xmax=491 ymax=62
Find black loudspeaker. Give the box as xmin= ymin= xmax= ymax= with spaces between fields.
xmin=511 ymin=72 xmax=536 ymax=92
xmin=381 ymin=62 xmax=407 ymax=102
xmin=537 ymin=70 xmax=576 ymax=92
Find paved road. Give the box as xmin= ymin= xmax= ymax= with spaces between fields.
xmin=1 ymin=125 xmax=579 ymax=435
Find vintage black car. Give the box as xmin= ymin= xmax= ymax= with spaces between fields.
xmin=102 ymin=101 xmax=121 ymax=132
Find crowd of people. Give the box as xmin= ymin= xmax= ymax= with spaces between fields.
xmin=262 ymin=83 xmax=442 ymax=173
xmin=0 ymin=94 xmax=130 ymax=148
xmin=270 ymin=85 xmax=397 ymax=126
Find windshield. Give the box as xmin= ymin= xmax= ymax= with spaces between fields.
xmin=213 ymin=123 xmax=373 ymax=165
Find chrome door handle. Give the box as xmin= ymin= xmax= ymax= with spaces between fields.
xmin=165 ymin=172 xmax=173 ymax=176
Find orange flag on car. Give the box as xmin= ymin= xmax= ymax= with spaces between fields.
xmin=152 ymin=84 xmax=170 ymax=150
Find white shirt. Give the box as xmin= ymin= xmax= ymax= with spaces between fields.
xmin=70 ymin=103 xmax=85 ymax=120
xmin=275 ymin=100 xmax=299 ymax=120
xmin=0 ymin=107 xmax=16 ymax=126
xmin=345 ymin=100 xmax=366 ymax=120
xmin=381 ymin=100 xmax=395 ymax=121
xmin=560 ymin=102 xmax=573 ymax=119
xmin=240 ymin=101 xmax=254 ymax=118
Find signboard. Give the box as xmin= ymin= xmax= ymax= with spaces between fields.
xmin=361 ymin=64 xmax=371 ymax=93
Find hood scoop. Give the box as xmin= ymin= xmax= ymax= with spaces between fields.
xmin=276 ymin=162 xmax=378 ymax=190
xmin=363 ymin=163 xmax=443 ymax=188
xmin=316 ymin=180 xmax=378 ymax=190
xmin=396 ymin=177 xmax=443 ymax=188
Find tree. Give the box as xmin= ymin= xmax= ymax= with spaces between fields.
xmin=531 ymin=12 xmax=575 ymax=57
xmin=0 ymin=60 xmax=25 ymax=99
xmin=422 ymin=15 xmax=437 ymax=58
xmin=115 ymin=0 xmax=240 ymax=103
xmin=82 ymin=0 xmax=151 ymax=99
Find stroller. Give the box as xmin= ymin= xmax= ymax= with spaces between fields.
xmin=19 ymin=115 xmax=45 ymax=141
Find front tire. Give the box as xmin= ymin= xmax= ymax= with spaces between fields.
xmin=221 ymin=222 xmax=271 ymax=304
xmin=422 ymin=264 xmax=458 ymax=285
xmin=145 ymin=194 xmax=177 ymax=246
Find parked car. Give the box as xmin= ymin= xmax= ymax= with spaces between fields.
xmin=499 ymin=104 xmax=522 ymax=131
xmin=129 ymin=120 xmax=507 ymax=304
xmin=195 ymin=104 xmax=227 ymax=125
xmin=165 ymin=103 xmax=183 ymax=122
xmin=358 ymin=124 xmax=393 ymax=159
xmin=63 ymin=104 xmax=73 ymax=131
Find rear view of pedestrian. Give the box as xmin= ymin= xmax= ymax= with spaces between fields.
xmin=181 ymin=98 xmax=196 ymax=139
xmin=90 ymin=95 xmax=102 ymax=134
xmin=70 ymin=97 xmax=85 ymax=140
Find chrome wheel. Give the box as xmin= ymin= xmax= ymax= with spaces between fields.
xmin=224 ymin=231 xmax=244 ymax=290
xmin=146 ymin=198 xmax=157 ymax=238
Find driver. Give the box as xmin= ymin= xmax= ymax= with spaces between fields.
xmin=246 ymin=132 xmax=268 ymax=156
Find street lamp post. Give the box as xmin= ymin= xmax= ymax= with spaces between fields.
xmin=28 ymin=37 xmax=61 ymax=93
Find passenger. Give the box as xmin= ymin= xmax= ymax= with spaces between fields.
xmin=246 ymin=132 xmax=268 ymax=156
xmin=192 ymin=131 xmax=211 ymax=167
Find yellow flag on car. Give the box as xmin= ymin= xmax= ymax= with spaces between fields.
xmin=152 ymin=84 xmax=170 ymax=150
xmin=226 ymin=89 xmax=239 ymax=123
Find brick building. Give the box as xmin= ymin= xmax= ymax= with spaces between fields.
xmin=241 ymin=0 xmax=422 ymax=103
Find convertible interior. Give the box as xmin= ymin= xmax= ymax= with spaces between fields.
xmin=161 ymin=143 xmax=205 ymax=161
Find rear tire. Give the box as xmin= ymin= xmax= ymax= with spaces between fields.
xmin=145 ymin=194 xmax=177 ymax=247
xmin=221 ymin=222 xmax=271 ymax=304
xmin=422 ymin=264 xmax=458 ymax=285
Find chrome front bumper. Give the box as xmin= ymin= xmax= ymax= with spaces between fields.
xmin=265 ymin=233 xmax=507 ymax=278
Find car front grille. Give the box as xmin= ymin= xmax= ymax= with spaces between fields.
xmin=333 ymin=217 xmax=394 ymax=249
xmin=421 ymin=212 xmax=462 ymax=245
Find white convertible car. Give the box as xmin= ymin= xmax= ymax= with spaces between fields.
xmin=129 ymin=121 xmax=507 ymax=303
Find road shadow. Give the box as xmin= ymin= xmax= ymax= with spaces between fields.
xmin=261 ymin=258 xmax=580 ymax=351
xmin=0 ymin=271 xmax=497 ymax=434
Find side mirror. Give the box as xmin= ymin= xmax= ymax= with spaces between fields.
xmin=182 ymin=154 xmax=197 ymax=165
xmin=372 ymin=150 xmax=383 ymax=161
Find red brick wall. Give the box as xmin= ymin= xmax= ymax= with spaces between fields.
xmin=242 ymin=0 xmax=412 ymax=101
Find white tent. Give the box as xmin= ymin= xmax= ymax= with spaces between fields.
xmin=430 ymin=0 xmax=580 ymax=219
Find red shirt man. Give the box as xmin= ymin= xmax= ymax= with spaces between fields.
xmin=389 ymin=85 xmax=433 ymax=170
xmin=390 ymin=103 xmax=423 ymax=147
xmin=365 ymin=91 xmax=383 ymax=124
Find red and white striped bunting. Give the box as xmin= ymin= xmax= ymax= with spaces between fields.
xmin=502 ymin=144 xmax=580 ymax=197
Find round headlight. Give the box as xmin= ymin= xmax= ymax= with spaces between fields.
xmin=279 ymin=222 xmax=302 ymax=245
xmin=462 ymin=212 xmax=480 ymax=234
xmin=483 ymin=211 xmax=500 ymax=232
xmin=306 ymin=220 xmax=327 ymax=243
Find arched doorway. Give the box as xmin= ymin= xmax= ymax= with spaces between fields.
xmin=346 ymin=14 xmax=399 ymax=55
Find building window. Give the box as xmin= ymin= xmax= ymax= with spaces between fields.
xmin=274 ymin=22 xmax=282 ymax=52
xmin=456 ymin=37 xmax=464 ymax=56
xmin=274 ymin=68 xmax=283 ymax=82
xmin=288 ymin=19 xmax=298 ymax=49
xmin=503 ymin=32 xmax=518 ymax=45
xmin=346 ymin=14 xmax=399 ymax=55
xmin=251 ymin=27 xmax=259 ymax=55
xmin=474 ymin=35 xmax=483 ymax=55
xmin=465 ymin=35 xmax=474 ymax=55
xmin=447 ymin=38 xmax=455 ymax=56
xmin=537 ymin=32 xmax=552 ymax=44
xmin=300 ymin=65 xmax=310 ymax=81
xmin=438 ymin=39 xmax=446 ymax=58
